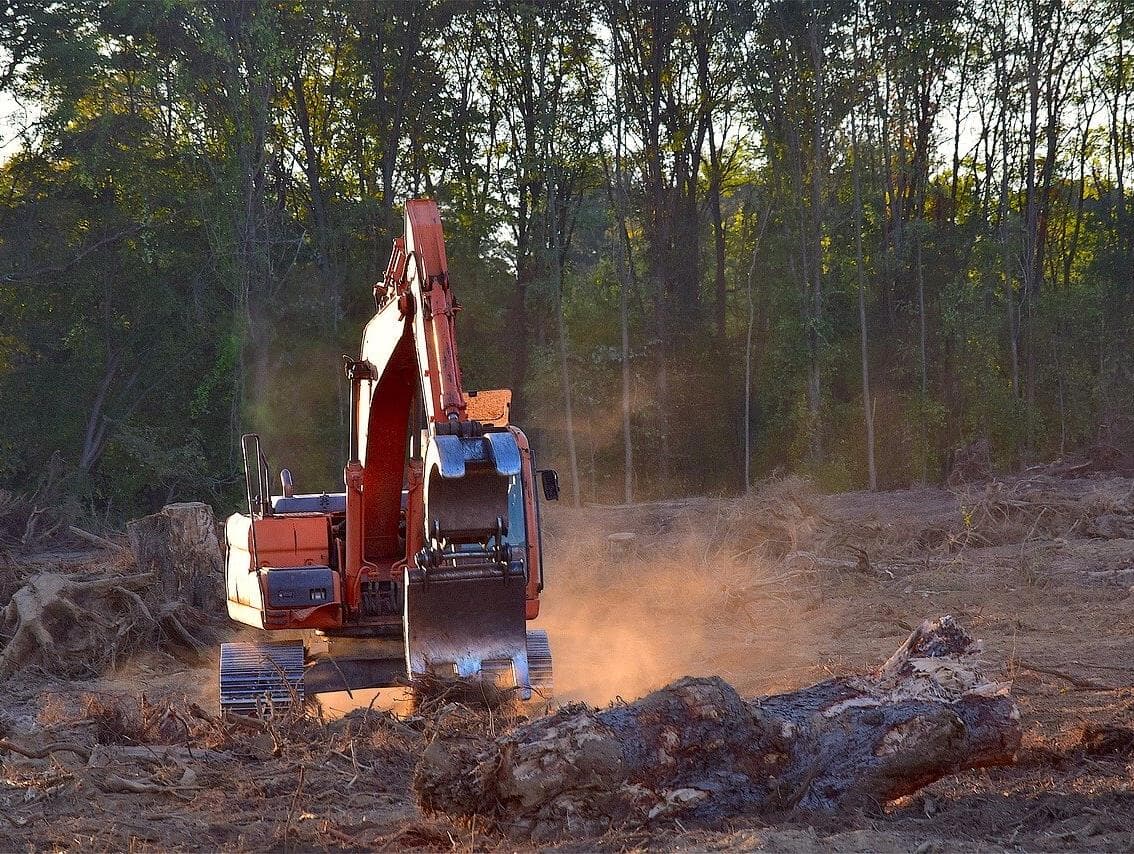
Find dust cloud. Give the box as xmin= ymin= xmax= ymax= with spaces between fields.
xmin=191 ymin=483 xmax=831 ymax=716
xmin=537 ymin=486 xmax=829 ymax=706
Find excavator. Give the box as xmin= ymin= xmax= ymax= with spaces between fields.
xmin=219 ymin=199 xmax=558 ymax=712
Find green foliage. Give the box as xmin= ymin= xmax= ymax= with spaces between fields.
xmin=0 ymin=0 xmax=1131 ymax=521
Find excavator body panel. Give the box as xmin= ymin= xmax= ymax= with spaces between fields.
xmin=224 ymin=512 xmax=343 ymax=631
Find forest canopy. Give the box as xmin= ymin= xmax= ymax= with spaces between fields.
xmin=0 ymin=0 xmax=1130 ymax=519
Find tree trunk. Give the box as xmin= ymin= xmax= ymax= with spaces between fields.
xmin=127 ymin=503 xmax=224 ymax=610
xmin=708 ymin=120 xmax=727 ymax=339
xmin=79 ymin=350 xmax=123 ymax=473
xmin=806 ymin=10 xmax=826 ymax=467
xmin=851 ymin=109 xmax=877 ymax=491
xmin=1020 ymin=19 xmax=1044 ymax=463
xmin=415 ymin=617 xmax=1020 ymax=842
xmin=916 ymin=231 xmax=929 ymax=484
xmin=996 ymin=72 xmax=1021 ymax=406
xmin=549 ymin=174 xmax=581 ymax=509
xmin=617 ymin=208 xmax=634 ymax=506
xmin=608 ymin=2 xmax=634 ymax=505
xmin=743 ymin=195 xmax=772 ymax=494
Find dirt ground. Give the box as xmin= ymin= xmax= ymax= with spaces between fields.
xmin=1 ymin=463 xmax=1133 ymax=851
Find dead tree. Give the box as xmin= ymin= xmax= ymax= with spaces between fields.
xmin=415 ymin=617 xmax=1020 ymax=841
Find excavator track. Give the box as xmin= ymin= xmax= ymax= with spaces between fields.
xmin=219 ymin=640 xmax=305 ymax=714
xmin=526 ymin=629 xmax=553 ymax=699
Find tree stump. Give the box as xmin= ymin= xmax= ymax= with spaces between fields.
xmin=947 ymin=436 xmax=992 ymax=486
xmin=414 ymin=616 xmax=1020 ymax=841
xmin=127 ymin=503 xmax=223 ymax=610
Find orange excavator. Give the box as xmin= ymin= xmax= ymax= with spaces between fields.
xmin=219 ymin=199 xmax=558 ymax=711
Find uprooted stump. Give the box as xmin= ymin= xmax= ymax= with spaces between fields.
xmin=414 ymin=616 xmax=1020 ymax=841
xmin=0 ymin=570 xmax=215 ymax=680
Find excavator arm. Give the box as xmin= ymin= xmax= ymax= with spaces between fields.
xmin=348 ymin=199 xmax=534 ymax=694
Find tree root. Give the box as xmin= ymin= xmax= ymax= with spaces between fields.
xmin=0 ymin=570 xmax=214 ymax=680
xmin=0 ymin=737 xmax=91 ymax=762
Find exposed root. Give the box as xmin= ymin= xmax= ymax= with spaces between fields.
xmin=0 ymin=737 xmax=91 ymax=762
xmin=158 ymin=608 xmax=210 ymax=663
xmin=0 ymin=570 xmax=216 ymax=680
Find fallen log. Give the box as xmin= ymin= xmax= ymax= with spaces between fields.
xmin=414 ymin=616 xmax=1020 ymax=841
xmin=68 ymin=525 xmax=127 ymax=553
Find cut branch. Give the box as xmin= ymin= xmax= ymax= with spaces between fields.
xmin=68 ymin=525 xmax=127 ymax=553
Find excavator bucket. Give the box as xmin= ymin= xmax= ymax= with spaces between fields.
xmin=405 ymin=430 xmax=536 ymax=698
xmin=404 ymin=565 xmax=533 ymax=698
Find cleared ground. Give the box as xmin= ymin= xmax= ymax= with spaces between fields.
xmin=1 ymin=463 xmax=1132 ymax=851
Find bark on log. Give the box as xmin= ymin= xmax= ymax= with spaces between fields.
xmin=414 ymin=616 xmax=1020 ymax=841
xmin=127 ymin=502 xmax=223 ymax=609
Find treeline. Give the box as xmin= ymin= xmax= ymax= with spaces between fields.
xmin=0 ymin=0 xmax=1131 ymax=518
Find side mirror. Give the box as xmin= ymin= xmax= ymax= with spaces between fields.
xmin=540 ymin=469 xmax=560 ymax=502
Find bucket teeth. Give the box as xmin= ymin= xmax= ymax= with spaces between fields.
xmin=404 ymin=567 xmax=533 ymax=697
xmin=219 ymin=640 xmax=305 ymax=714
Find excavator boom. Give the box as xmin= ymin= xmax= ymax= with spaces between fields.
xmin=375 ymin=200 xmax=532 ymax=692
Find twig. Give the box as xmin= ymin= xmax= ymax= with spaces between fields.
xmin=97 ymin=773 xmax=199 ymax=800
xmin=283 ymin=766 xmax=307 ymax=843
xmin=1 ymin=222 xmax=150 ymax=282
xmin=1019 ymin=507 xmax=1049 ymax=557
xmin=224 ymin=710 xmax=270 ymax=732
xmin=1016 ymin=660 xmax=1120 ymax=691
xmin=324 ymin=825 xmax=357 ymax=845
xmin=0 ymin=737 xmax=91 ymax=762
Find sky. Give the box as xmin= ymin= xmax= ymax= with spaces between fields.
xmin=0 ymin=89 xmax=42 ymax=162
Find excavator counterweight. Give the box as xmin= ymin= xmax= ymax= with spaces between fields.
xmin=220 ymin=199 xmax=557 ymax=710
